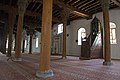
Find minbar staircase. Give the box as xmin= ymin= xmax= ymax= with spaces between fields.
xmin=80 ymin=33 xmax=103 ymax=60
xmin=90 ymin=33 xmax=103 ymax=59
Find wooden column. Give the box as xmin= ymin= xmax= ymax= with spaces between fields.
xmin=7 ymin=11 xmax=15 ymax=57
xmin=29 ymin=35 xmax=32 ymax=54
xmin=61 ymin=9 xmax=69 ymax=58
xmin=22 ymin=40 xmax=25 ymax=53
xmin=15 ymin=13 xmax=24 ymax=60
xmin=101 ymin=0 xmax=112 ymax=65
xmin=15 ymin=0 xmax=27 ymax=61
xmin=14 ymin=34 xmax=16 ymax=51
xmin=22 ymin=29 xmax=27 ymax=53
xmin=4 ymin=20 xmax=8 ymax=54
xmin=36 ymin=0 xmax=53 ymax=78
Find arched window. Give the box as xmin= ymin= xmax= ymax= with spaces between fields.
xmin=110 ymin=22 xmax=117 ymax=44
xmin=78 ymin=28 xmax=86 ymax=45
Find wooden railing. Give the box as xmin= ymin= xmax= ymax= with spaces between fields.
xmin=80 ymin=33 xmax=102 ymax=60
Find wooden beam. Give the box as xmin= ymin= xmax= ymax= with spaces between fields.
xmin=111 ymin=0 xmax=120 ymax=7
xmin=0 ymin=3 xmax=61 ymax=23
xmin=55 ymin=0 xmax=92 ymax=18
xmin=35 ymin=0 xmax=92 ymax=18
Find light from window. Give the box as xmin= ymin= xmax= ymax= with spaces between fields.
xmin=12 ymin=40 xmax=15 ymax=49
xmin=58 ymin=24 xmax=63 ymax=34
xmin=6 ymin=39 xmax=8 ymax=48
xmin=110 ymin=22 xmax=117 ymax=44
xmin=81 ymin=32 xmax=86 ymax=39
xmin=78 ymin=28 xmax=86 ymax=45
xmin=24 ymin=40 xmax=27 ymax=48
xmin=36 ymin=38 xmax=39 ymax=48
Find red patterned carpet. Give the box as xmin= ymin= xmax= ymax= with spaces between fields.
xmin=0 ymin=53 xmax=120 ymax=80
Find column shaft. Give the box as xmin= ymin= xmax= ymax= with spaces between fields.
xmin=62 ymin=21 xmax=67 ymax=58
xmin=39 ymin=0 xmax=53 ymax=71
xmin=29 ymin=35 xmax=32 ymax=54
xmin=14 ymin=0 xmax=27 ymax=60
xmin=7 ymin=13 xmax=15 ymax=57
xmin=61 ymin=9 xmax=69 ymax=58
xmin=101 ymin=0 xmax=111 ymax=65
xmin=15 ymin=15 xmax=24 ymax=58
xmin=22 ymin=40 xmax=25 ymax=53
xmin=36 ymin=0 xmax=54 ymax=77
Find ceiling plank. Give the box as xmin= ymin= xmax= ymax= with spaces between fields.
xmin=85 ymin=3 xmax=101 ymax=11
xmin=0 ymin=3 xmax=61 ymax=23
xmin=74 ymin=0 xmax=88 ymax=8
xmin=88 ymin=6 xmax=101 ymax=13
xmin=66 ymin=0 xmax=73 ymax=4
xmin=111 ymin=0 xmax=120 ymax=7
xmin=71 ymin=0 xmax=80 ymax=6
xmin=78 ymin=0 xmax=94 ymax=9
xmin=82 ymin=1 xmax=99 ymax=10
xmin=31 ymin=2 xmax=36 ymax=11
xmin=34 ymin=3 xmax=41 ymax=12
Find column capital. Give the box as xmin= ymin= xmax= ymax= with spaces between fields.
xmin=100 ymin=0 xmax=110 ymax=11
xmin=18 ymin=0 xmax=28 ymax=16
xmin=60 ymin=8 xmax=70 ymax=23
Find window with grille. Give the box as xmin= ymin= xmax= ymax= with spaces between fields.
xmin=58 ymin=24 xmax=63 ymax=34
xmin=36 ymin=38 xmax=39 ymax=48
xmin=110 ymin=22 xmax=117 ymax=44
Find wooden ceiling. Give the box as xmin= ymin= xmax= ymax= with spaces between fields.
xmin=0 ymin=0 xmax=120 ymax=29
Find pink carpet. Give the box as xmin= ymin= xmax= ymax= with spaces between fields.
xmin=0 ymin=53 xmax=120 ymax=80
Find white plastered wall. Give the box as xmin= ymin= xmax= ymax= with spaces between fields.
xmin=23 ymin=31 xmax=41 ymax=53
xmin=51 ymin=8 xmax=120 ymax=59
xmin=30 ymin=8 xmax=120 ymax=59
xmin=95 ymin=8 xmax=120 ymax=59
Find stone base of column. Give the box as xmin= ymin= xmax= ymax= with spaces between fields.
xmin=103 ymin=61 xmax=112 ymax=65
xmin=6 ymin=54 xmax=11 ymax=57
xmin=79 ymin=57 xmax=91 ymax=60
xmin=36 ymin=69 xmax=54 ymax=78
xmin=62 ymin=56 xmax=67 ymax=59
xmin=14 ymin=58 xmax=22 ymax=61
